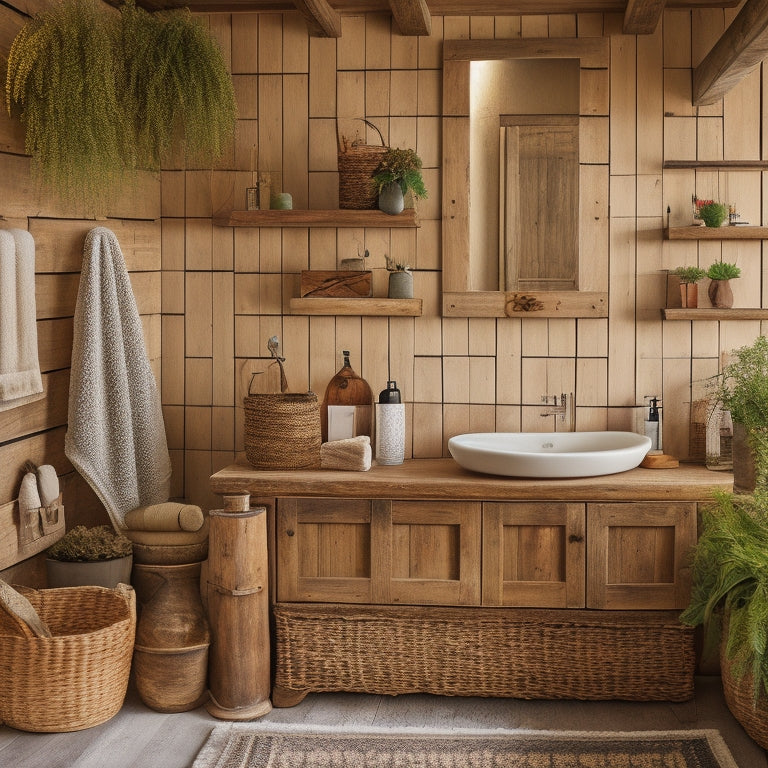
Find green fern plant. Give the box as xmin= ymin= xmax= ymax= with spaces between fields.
xmin=681 ymin=490 xmax=768 ymax=700
xmin=372 ymin=148 xmax=427 ymax=199
xmin=5 ymin=0 xmax=236 ymax=207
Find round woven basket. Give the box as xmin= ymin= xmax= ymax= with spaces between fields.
xmin=337 ymin=118 xmax=387 ymax=210
xmin=0 ymin=584 xmax=136 ymax=732
xmin=244 ymin=392 xmax=321 ymax=470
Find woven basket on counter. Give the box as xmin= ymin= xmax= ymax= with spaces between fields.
xmin=273 ymin=603 xmax=696 ymax=705
xmin=0 ymin=583 xmax=136 ymax=732
xmin=338 ymin=118 xmax=387 ymax=210
xmin=244 ymin=392 xmax=321 ymax=470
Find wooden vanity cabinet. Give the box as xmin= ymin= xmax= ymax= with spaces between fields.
xmin=276 ymin=497 xmax=482 ymax=606
xmin=276 ymin=497 xmax=696 ymax=611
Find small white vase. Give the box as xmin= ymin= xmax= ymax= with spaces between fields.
xmin=388 ymin=271 xmax=413 ymax=299
xmin=378 ymin=182 xmax=405 ymax=215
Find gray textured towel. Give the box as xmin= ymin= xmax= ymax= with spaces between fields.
xmin=65 ymin=227 xmax=171 ymax=530
xmin=0 ymin=229 xmax=44 ymax=410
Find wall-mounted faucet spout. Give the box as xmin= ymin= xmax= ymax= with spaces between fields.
xmin=540 ymin=393 xmax=576 ymax=431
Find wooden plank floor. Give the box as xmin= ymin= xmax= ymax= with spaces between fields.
xmin=1 ymin=677 xmax=765 ymax=767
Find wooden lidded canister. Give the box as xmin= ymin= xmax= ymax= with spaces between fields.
xmin=321 ymin=350 xmax=373 ymax=442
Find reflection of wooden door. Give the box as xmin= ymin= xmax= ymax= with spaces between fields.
xmin=502 ymin=116 xmax=579 ymax=291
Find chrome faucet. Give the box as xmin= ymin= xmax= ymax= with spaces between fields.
xmin=541 ymin=393 xmax=576 ymax=430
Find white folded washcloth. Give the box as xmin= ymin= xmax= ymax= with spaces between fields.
xmin=0 ymin=229 xmax=43 ymax=411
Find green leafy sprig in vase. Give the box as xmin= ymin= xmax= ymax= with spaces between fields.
xmin=373 ymin=148 xmax=427 ymax=215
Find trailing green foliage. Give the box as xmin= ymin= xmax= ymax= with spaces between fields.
xmin=717 ymin=336 xmax=768 ymax=487
xmin=47 ymin=525 xmax=132 ymax=562
xmin=372 ymin=148 xmax=428 ymax=200
xmin=681 ymin=490 xmax=768 ymax=700
xmin=673 ymin=265 xmax=706 ymax=284
xmin=5 ymin=0 xmax=125 ymax=205
xmin=698 ymin=202 xmax=729 ymax=228
xmin=5 ymin=0 xmax=236 ymax=208
xmin=706 ymin=261 xmax=741 ymax=281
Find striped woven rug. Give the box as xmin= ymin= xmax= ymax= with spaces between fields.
xmin=193 ymin=726 xmax=739 ymax=767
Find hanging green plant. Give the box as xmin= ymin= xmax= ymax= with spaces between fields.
xmin=5 ymin=0 xmax=236 ymax=208
xmin=5 ymin=0 xmax=125 ymax=205
xmin=120 ymin=1 xmax=236 ymax=171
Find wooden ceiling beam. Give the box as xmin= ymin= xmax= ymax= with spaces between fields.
xmin=623 ymin=0 xmax=665 ymax=34
xmin=693 ymin=0 xmax=768 ymax=105
xmin=389 ymin=0 xmax=432 ymax=35
xmin=293 ymin=0 xmax=342 ymax=35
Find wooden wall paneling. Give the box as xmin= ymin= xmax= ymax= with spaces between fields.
xmin=662 ymin=10 xmax=692 ymax=69
xmin=549 ymin=14 xmax=577 ymax=37
xmin=162 ymin=315 xmax=185 ymax=405
xmin=576 ymin=357 xmax=607 ymax=407
xmin=185 ymin=175 xmax=215 ymax=220
xmin=282 ymin=315 xmax=311 ymax=391
xmin=724 ymin=170 xmax=761 ymax=230
xmin=309 ymin=37 xmax=337 ymax=118
xmin=691 ymin=9 xmax=726 ymax=68
xmin=413 ymin=356 xmax=442 ymax=403
xmin=283 ymin=13 xmax=309 ymax=74
xmin=520 ymin=15 xmax=548 ymax=37
xmin=36 ymin=318 xmax=73 ymax=372
xmin=609 ymin=30 xmax=637 ymax=176
xmin=697 ymin=117 xmax=724 ymax=160
xmin=308 ymin=315 xmax=337 ymax=396
xmin=390 ymin=70 xmax=419 ymax=119
xmin=607 ymin=217 xmax=637 ymax=406
xmin=338 ymin=15 xmax=365 ymax=70
xmin=634 ymin=221 xmax=664 ymax=364
xmin=724 ymin=69 xmax=761 ymax=160
xmin=411 ymin=402 xmax=442 ymax=457
xmin=578 ymin=165 xmax=609 ymax=292
xmin=664 ymin=116 xmax=696 ymax=162
xmin=361 ymin=316 xmax=391 ymax=395
xmin=469 ymin=356 xmax=495 ymax=404
xmin=335 ymin=316 xmax=362 ymax=371
xmin=185 ymin=405 xmax=212 ymax=451
xmin=577 ymin=13 xmax=603 ymax=37
xmin=443 ymin=356 xmax=469 ymax=403
xmin=0 ymin=426 xmax=70 ymax=503
xmin=308 ymin=118 xmax=337 ymax=174
xmin=495 ymin=317 xmax=522 ymax=406
xmin=662 ymin=168 xmax=695 ymax=229
xmin=388 ymin=316 xmax=416 ymax=400
xmin=493 ymin=16 xmax=521 ymax=38
xmin=212 ymin=272 xmax=235 ymax=407
xmin=283 ymin=75 xmax=310 ymax=209
xmin=442 ymin=403 xmax=470 ymax=446
xmin=130 ymin=272 xmax=161 ymax=316
xmin=257 ymin=13 xmax=283 ymax=74
xmin=469 ymin=15 xmax=494 ymax=38
xmin=720 ymin=319 xmax=764 ymax=358
xmin=231 ymin=12 xmax=259 ymax=74
xmin=637 ymin=28 xmax=663 ymax=175
xmin=664 ymin=68 xmax=695 ymax=118
xmin=391 ymin=23 xmax=417 ymax=68
xmin=0 ymin=369 xmax=68 ymax=444
xmin=185 ymin=357 xmax=213 ymax=407
xmin=185 ymin=272 xmax=213 ymax=358
xmin=236 ymin=119 xmax=260 ymax=172
xmin=691 ymin=320 xmax=719 ymax=360
xmin=258 ymin=75 xmax=284 ymax=183
xmin=661 ymin=356 xmax=693 ymax=459
xmin=548 ymin=319 xmax=576 ymax=358
xmin=34 ymin=273 xmax=78 ymax=320
xmin=580 ymin=68 xmax=609 ymax=116
xmin=442 ymin=16 xmax=469 ymax=41
xmin=365 ymin=12 xmax=391 ymax=70
xmin=441 ymin=117 xmax=469 ymax=293
xmin=468 ymin=403 xmax=495 ymax=432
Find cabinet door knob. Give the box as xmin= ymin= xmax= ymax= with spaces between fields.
xmin=286 ymin=529 xmax=295 ymax=537
xmin=568 ymin=534 xmax=584 ymax=543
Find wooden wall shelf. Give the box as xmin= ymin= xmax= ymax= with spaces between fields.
xmin=289 ymin=297 xmax=423 ymax=316
xmin=663 ymin=160 xmax=768 ymax=171
xmin=664 ymin=226 xmax=768 ymax=240
xmin=662 ymin=308 xmax=768 ymax=320
xmin=214 ymin=209 xmax=419 ymax=228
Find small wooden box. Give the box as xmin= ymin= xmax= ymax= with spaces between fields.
xmin=300 ymin=270 xmax=372 ymax=298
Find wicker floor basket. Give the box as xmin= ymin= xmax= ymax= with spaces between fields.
xmin=244 ymin=392 xmax=321 ymax=470
xmin=0 ymin=584 xmax=136 ymax=732
xmin=273 ymin=603 xmax=696 ymax=703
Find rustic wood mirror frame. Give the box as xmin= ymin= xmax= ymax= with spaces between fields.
xmin=442 ymin=38 xmax=610 ymax=319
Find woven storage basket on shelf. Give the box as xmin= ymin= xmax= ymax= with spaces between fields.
xmin=273 ymin=603 xmax=696 ymax=703
xmin=244 ymin=392 xmax=321 ymax=470
xmin=337 ymin=119 xmax=387 ymax=210
xmin=0 ymin=584 xmax=136 ymax=732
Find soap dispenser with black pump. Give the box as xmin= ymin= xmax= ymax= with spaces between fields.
xmin=640 ymin=395 xmax=679 ymax=468
xmin=375 ymin=380 xmax=405 ymax=465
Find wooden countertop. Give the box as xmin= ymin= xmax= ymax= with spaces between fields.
xmin=210 ymin=459 xmax=732 ymax=502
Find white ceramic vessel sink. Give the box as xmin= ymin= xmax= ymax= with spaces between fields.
xmin=448 ymin=431 xmax=652 ymax=478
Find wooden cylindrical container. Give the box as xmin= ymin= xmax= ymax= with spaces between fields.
xmin=205 ymin=499 xmax=272 ymax=720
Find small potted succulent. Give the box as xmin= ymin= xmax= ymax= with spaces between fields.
xmin=46 ymin=525 xmax=133 ymax=588
xmin=385 ymin=254 xmax=413 ymax=298
xmin=706 ymin=261 xmax=741 ymax=309
xmin=672 ymin=265 xmax=706 ymax=308
xmin=372 ymin=148 xmax=427 ymax=215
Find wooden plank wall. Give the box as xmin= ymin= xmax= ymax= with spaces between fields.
xmin=163 ymin=7 xmax=767 ymax=511
xmin=0 ymin=0 xmax=162 ymax=583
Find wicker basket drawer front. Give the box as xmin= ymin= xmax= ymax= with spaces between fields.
xmin=273 ymin=603 xmax=695 ymax=705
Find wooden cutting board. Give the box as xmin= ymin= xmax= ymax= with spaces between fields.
xmin=321 ymin=351 xmax=373 ymax=442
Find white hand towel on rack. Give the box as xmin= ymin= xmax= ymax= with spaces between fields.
xmin=0 ymin=229 xmax=44 ymax=411
xmin=65 ymin=227 xmax=171 ymax=530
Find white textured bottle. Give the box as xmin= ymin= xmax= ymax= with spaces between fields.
xmin=375 ymin=381 xmax=405 ymax=465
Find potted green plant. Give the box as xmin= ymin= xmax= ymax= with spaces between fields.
xmin=5 ymin=0 xmax=236 ymax=209
xmin=372 ymin=148 xmax=427 ymax=215
xmin=46 ymin=525 xmax=133 ymax=588
xmin=715 ymin=335 xmax=768 ymax=492
xmin=385 ymin=254 xmax=413 ymax=298
xmin=697 ymin=202 xmax=729 ymax=228
xmin=706 ymin=261 xmax=741 ymax=309
xmin=681 ymin=489 xmax=768 ymax=749
xmin=672 ymin=265 xmax=706 ymax=308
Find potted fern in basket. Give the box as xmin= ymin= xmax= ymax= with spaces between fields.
xmin=373 ymin=148 xmax=427 ymax=215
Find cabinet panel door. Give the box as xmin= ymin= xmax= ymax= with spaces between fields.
xmin=383 ymin=500 xmax=482 ymax=606
xmin=587 ymin=502 xmax=696 ymax=609
xmin=277 ymin=498 xmax=374 ymax=603
xmin=482 ymin=502 xmax=586 ymax=608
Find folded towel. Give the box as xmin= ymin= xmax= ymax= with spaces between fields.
xmin=65 ymin=227 xmax=171 ymax=530
xmin=0 ymin=229 xmax=44 ymax=411
xmin=320 ymin=435 xmax=372 ymax=471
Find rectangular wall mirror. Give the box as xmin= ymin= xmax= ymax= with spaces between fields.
xmin=442 ymin=38 xmax=610 ymax=318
